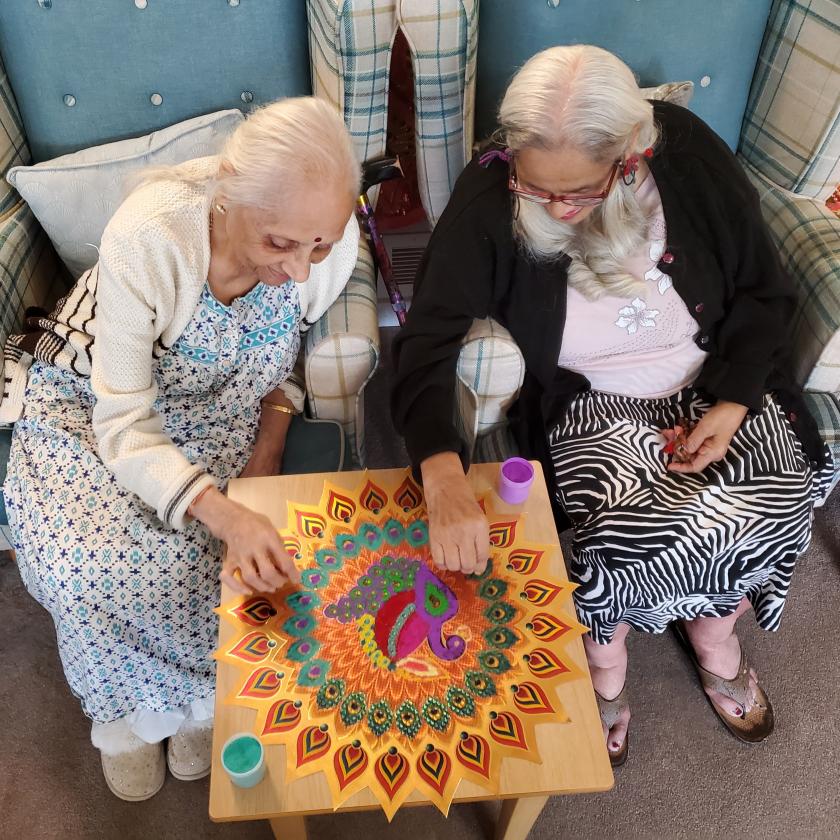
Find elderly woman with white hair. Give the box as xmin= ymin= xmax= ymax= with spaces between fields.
xmin=392 ymin=46 xmax=833 ymax=766
xmin=2 ymin=97 xmax=359 ymax=799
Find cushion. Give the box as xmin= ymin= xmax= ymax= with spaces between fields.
xmin=739 ymin=0 xmax=840 ymax=202
xmin=281 ymin=416 xmax=347 ymax=475
xmin=641 ymin=81 xmax=695 ymax=109
xmin=7 ymin=110 xmax=243 ymax=277
xmin=474 ymin=0 xmax=772 ymax=149
xmin=0 ymin=0 xmax=310 ymax=162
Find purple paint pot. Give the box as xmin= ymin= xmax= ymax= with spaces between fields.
xmin=497 ymin=458 xmax=535 ymax=505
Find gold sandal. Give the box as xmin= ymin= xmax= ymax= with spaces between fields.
xmin=673 ymin=623 xmax=774 ymax=743
xmin=595 ymin=684 xmax=629 ymax=767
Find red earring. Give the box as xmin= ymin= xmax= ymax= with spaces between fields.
xmin=622 ymin=155 xmax=640 ymax=185
xmin=622 ymin=148 xmax=654 ymax=186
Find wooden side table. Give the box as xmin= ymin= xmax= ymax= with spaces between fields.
xmin=210 ymin=463 xmax=613 ymax=839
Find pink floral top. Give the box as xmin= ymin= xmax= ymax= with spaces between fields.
xmin=558 ymin=173 xmax=708 ymax=399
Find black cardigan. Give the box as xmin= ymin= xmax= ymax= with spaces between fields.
xmin=391 ymin=101 xmax=826 ymax=506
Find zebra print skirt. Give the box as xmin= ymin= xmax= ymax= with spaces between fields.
xmin=549 ymin=389 xmax=834 ymax=644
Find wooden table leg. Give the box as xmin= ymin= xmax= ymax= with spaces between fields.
xmin=494 ymin=796 xmax=549 ymax=840
xmin=269 ymin=815 xmax=307 ymax=840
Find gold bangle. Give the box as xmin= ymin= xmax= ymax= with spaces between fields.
xmin=262 ymin=400 xmax=298 ymax=415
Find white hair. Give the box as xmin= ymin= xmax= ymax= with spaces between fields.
xmin=498 ymin=45 xmax=659 ymax=300
xmin=130 ymin=96 xmax=359 ymax=211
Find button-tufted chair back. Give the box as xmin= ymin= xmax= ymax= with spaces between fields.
xmin=474 ymin=0 xmax=773 ymax=151
xmin=0 ymin=0 xmax=311 ymax=162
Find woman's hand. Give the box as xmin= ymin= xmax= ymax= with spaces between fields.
xmin=421 ymin=452 xmax=490 ymax=575
xmin=666 ymin=400 xmax=748 ymax=474
xmin=190 ymin=487 xmax=301 ymax=595
xmin=239 ymin=448 xmax=283 ymax=479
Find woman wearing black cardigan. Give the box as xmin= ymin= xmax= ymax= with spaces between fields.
xmin=392 ymin=45 xmax=832 ymax=766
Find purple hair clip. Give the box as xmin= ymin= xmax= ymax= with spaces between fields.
xmin=479 ymin=147 xmax=512 ymax=168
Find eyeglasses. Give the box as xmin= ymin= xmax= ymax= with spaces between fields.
xmin=508 ymin=160 xmax=621 ymax=207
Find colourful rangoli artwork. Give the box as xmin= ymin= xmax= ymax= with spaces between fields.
xmin=216 ymin=470 xmax=586 ymax=819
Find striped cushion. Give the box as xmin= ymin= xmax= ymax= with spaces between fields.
xmin=305 ymin=238 xmax=379 ymax=467
xmin=741 ymin=157 xmax=840 ymax=393
xmin=739 ymin=0 xmax=840 ymax=202
xmin=399 ymin=0 xmax=478 ymax=224
xmin=456 ymin=317 xmax=525 ymax=456
xmin=0 ymin=201 xmax=65 ymax=353
xmin=0 ymin=54 xmax=29 ymax=217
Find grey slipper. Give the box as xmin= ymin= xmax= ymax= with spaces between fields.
xmin=167 ymin=725 xmax=213 ymax=781
xmin=101 ymin=739 xmax=166 ymax=801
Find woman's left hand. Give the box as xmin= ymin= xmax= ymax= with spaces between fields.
xmin=239 ymin=448 xmax=284 ymax=479
xmin=666 ymin=400 xmax=748 ymax=474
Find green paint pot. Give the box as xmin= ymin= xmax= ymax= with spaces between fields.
xmin=221 ymin=733 xmax=265 ymax=788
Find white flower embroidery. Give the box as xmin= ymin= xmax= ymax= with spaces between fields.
xmin=615 ymin=297 xmax=660 ymax=334
xmin=645 ymin=264 xmax=673 ymax=294
xmin=649 ymin=238 xmax=666 ymax=262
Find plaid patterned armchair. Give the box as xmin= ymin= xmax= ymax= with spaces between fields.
xmin=453 ymin=0 xmax=840 ymax=484
xmin=0 ymin=2 xmax=386 ymax=550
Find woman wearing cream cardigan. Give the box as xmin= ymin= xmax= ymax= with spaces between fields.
xmin=2 ymin=97 xmax=359 ymax=800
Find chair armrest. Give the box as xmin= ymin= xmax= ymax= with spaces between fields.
xmin=304 ymin=238 xmax=380 ymax=467
xmin=455 ymin=317 xmax=525 ymax=457
xmin=0 ymin=200 xmax=67 ymax=350
xmin=0 ymin=55 xmax=31 ymax=217
xmin=741 ymin=157 xmax=840 ymax=392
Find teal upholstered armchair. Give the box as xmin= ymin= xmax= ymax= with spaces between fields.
xmin=0 ymin=1 xmax=382 ymax=549
xmin=449 ymin=0 xmax=840 ymax=491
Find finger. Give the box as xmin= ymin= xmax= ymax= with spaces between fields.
xmin=254 ymin=554 xmax=286 ymax=592
xmin=690 ymin=451 xmax=718 ymax=472
xmin=220 ymin=567 xmax=252 ymax=596
xmin=475 ymin=523 xmax=490 ymax=576
xmin=459 ymin=539 xmax=478 ymax=575
xmin=239 ymin=558 xmax=270 ymax=592
xmin=265 ymin=531 xmax=301 ymax=583
xmin=275 ymin=552 xmax=302 ymax=586
xmin=668 ymin=450 xmax=715 ymax=474
xmin=685 ymin=424 xmax=710 ymax=455
xmin=661 ymin=428 xmax=677 ymax=442
xmin=430 ymin=540 xmax=446 ymax=569
xmin=667 ymin=460 xmax=701 ymax=474
xmin=444 ymin=543 xmax=462 ymax=573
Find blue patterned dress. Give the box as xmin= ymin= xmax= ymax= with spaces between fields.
xmin=4 ymin=280 xmax=300 ymax=724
